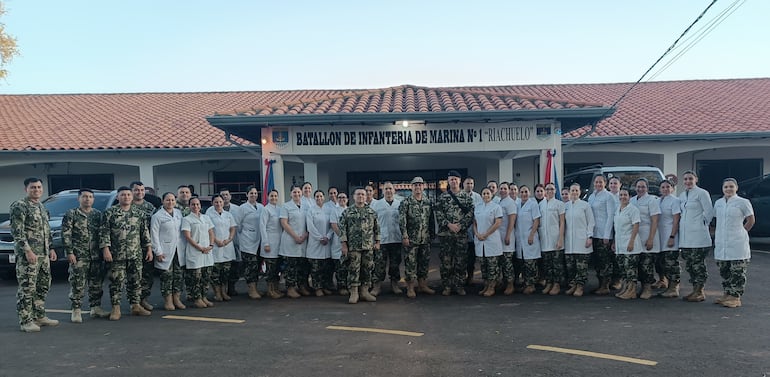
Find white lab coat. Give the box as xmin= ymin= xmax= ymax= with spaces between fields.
xmin=371 ymin=198 xmax=403 ymax=245
xmin=498 ymin=196 xmax=517 ymax=253
xmin=713 ymin=195 xmax=753 ymax=261
xmin=539 ymin=198 xmax=565 ymax=252
xmin=678 ymin=186 xmax=714 ymax=248
xmin=259 ymin=203 xmax=282 ymax=259
xmin=564 ymin=199 xmax=595 ymax=254
xmin=235 ymin=202 xmax=264 ymax=255
xmin=474 ymin=201 xmax=503 ymax=257
xmin=515 ymin=199 xmax=541 ymax=260
xmin=588 ymin=189 xmax=616 ymax=240
xmin=207 ymin=209 xmax=237 ymax=263
xmin=151 ymin=208 xmax=183 ymax=270
xmin=306 ymin=203 xmax=332 ymax=259
xmin=181 ymin=213 xmax=214 ymax=269
xmin=278 ymin=200 xmax=307 ymax=258
xmin=657 ymin=195 xmax=681 ymax=252
xmin=329 ymin=205 xmax=346 ymax=260
xmin=630 ymin=194 xmax=661 ymax=253
xmin=613 ymin=204 xmax=643 ymax=255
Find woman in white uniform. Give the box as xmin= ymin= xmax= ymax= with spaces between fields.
xmin=656 ymin=180 xmax=681 ymax=298
xmin=151 ymin=192 xmax=185 ymax=310
xmin=630 ymin=178 xmax=661 ymax=300
xmin=306 ymin=190 xmax=333 ymax=296
xmin=539 ymin=183 xmax=565 ymax=295
xmin=237 ymin=186 xmax=265 ymax=299
xmin=279 ymin=186 xmax=309 ymax=298
xmin=515 ymin=185 xmax=541 ymax=294
xmin=678 ymin=170 xmax=714 ymax=302
xmin=497 ymin=182 xmax=517 ymax=295
xmin=181 ymin=197 xmax=215 ymax=309
xmin=329 ymin=192 xmax=349 ymax=295
xmin=259 ymin=189 xmax=283 ymax=299
xmin=474 ymin=188 xmax=504 ymax=297
xmin=564 ymin=183 xmax=594 ymax=297
xmin=612 ymin=189 xmax=644 ymax=300
xmin=206 ymin=194 xmax=237 ymax=302
xmin=713 ymin=178 xmax=755 ymax=308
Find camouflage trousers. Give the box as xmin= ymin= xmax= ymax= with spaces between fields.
xmin=522 ymin=258 xmax=539 ymax=286
xmin=404 ymin=243 xmax=431 ymax=282
xmin=616 ymin=254 xmax=640 ymax=282
xmin=140 ymin=259 xmax=155 ymax=300
xmin=158 ymin=253 xmax=184 ymax=296
xmin=659 ymin=250 xmax=681 ymax=283
xmin=212 ymin=261 xmax=232 ymax=286
xmin=373 ymin=243 xmax=403 ymax=283
xmin=333 ymin=256 xmax=349 ymax=289
xmin=565 ymin=254 xmax=590 ymax=286
xmin=347 ymin=249 xmax=374 ymax=288
xmin=499 ymin=252 xmax=517 ymax=284
xmin=466 ymin=242 xmax=476 ymax=281
xmin=439 ymin=235 xmax=468 ymax=289
xmin=592 ymin=239 xmax=614 ymax=281
xmin=187 ymin=266 xmax=212 ymax=299
xmin=637 ymin=253 xmax=657 ymax=284
xmin=480 ymin=256 xmax=501 ymax=282
xmin=682 ymin=247 xmax=711 ymax=285
xmin=542 ymin=249 xmax=566 ymax=284
xmin=16 ymin=254 xmax=51 ymax=325
xmin=68 ymin=258 xmax=106 ymax=309
xmin=242 ymin=252 xmax=262 ymax=284
xmin=308 ymin=258 xmax=332 ymax=290
xmin=283 ymin=257 xmax=306 ymax=288
xmin=263 ymin=257 xmax=281 ymax=283
xmin=717 ymin=260 xmax=749 ymax=297
xmin=108 ymin=258 xmax=142 ymax=306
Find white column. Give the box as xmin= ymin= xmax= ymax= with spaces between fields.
xmin=138 ymin=162 xmax=155 ymax=191
xmin=498 ymin=158 xmax=513 ymax=183
xmin=303 ymin=161 xmax=318 ymax=189
xmin=662 ymin=150 xmax=678 ymax=177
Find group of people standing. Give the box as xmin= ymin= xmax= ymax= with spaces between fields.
xmin=10 ymin=168 xmax=755 ymax=332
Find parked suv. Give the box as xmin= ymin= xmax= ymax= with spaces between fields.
xmin=0 ymin=189 xmax=160 ymax=279
xmin=563 ymin=165 xmax=666 ymax=199
xmin=738 ymin=174 xmax=770 ymax=237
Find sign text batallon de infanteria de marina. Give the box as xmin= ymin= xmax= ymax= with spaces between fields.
xmin=295 ymin=126 xmax=534 ymax=146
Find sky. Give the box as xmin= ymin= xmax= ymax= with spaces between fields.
xmin=0 ymin=0 xmax=767 ymax=94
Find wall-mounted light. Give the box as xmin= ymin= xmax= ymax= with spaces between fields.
xmin=395 ymin=120 xmax=425 ymax=128
xmin=261 ymin=138 xmax=268 ymax=145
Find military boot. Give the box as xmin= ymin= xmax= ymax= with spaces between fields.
xmin=721 ymin=295 xmax=742 ymax=308
xmin=315 ymin=289 xmax=325 ymax=297
xmin=109 ymin=306 xmax=121 ymax=321
xmin=213 ymin=285 xmax=224 ymax=302
xmin=594 ymin=280 xmax=611 ymax=295
xmin=338 ymin=288 xmax=349 ymax=296
xmin=573 ymin=284 xmax=585 ymax=297
xmin=140 ymin=298 xmax=154 ymax=311
xmin=131 ymin=304 xmax=152 ymax=316
xmin=522 ymin=285 xmax=535 ymax=295
xmin=90 ymin=306 xmax=110 ymax=318
xmin=548 ymin=283 xmax=561 ymax=296
xmin=247 ymin=283 xmax=262 ymax=299
xmin=617 ymin=281 xmax=637 ymax=300
xmin=20 ymin=322 xmax=41 ymax=332
xmin=406 ymin=281 xmax=416 ymax=298
xmin=172 ymin=293 xmax=187 ymax=309
xmin=478 ymin=282 xmax=490 ymax=296
xmin=193 ymin=298 xmax=207 ymax=308
xmin=163 ymin=295 xmax=175 ymax=311
xmin=660 ymin=282 xmax=680 ymax=298
xmin=541 ymin=283 xmax=553 ymax=295
xmin=565 ymin=284 xmax=577 ymax=296
xmin=220 ymin=285 xmax=232 ymax=301
xmin=639 ymin=284 xmax=654 ymax=300
xmin=483 ymin=281 xmax=497 ymax=297
xmin=370 ymin=282 xmax=382 ymax=297
xmin=685 ymin=284 xmax=705 ymax=302
xmin=610 ymin=278 xmax=623 ymax=290
xmin=418 ymin=279 xmax=435 ymax=295
xmin=503 ymin=281 xmax=515 ymax=296
xmin=615 ymin=281 xmax=630 ymax=298
xmin=360 ymin=285 xmax=377 ymax=302
xmin=268 ymin=283 xmax=284 ymax=299
xmin=71 ymin=309 xmax=83 ymax=323
xmin=391 ymin=280 xmax=403 ymax=295
xmin=202 ymin=296 xmax=215 ymax=307
xmin=35 ymin=317 xmax=60 ymax=327
xmin=652 ymin=276 xmax=669 ymax=289
xmin=714 ymin=293 xmax=729 ymax=305
xmin=299 ymin=285 xmax=312 ymax=296
xmin=286 ymin=286 xmax=301 ymax=299
xmin=348 ymin=287 xmax=359 ymax=304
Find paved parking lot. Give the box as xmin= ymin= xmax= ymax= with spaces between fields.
xmin=2 ymin=249 xmax=769 ymax=377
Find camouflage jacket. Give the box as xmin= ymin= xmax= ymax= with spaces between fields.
xmin=62 ymin=207 xmax=104 ymax=260
xmin=100 ymin=205 xmax=151 ymax=261
xmin=9 ymin=197 xmax=52 ymax=256
xmin=175 ymin=203 xmax=191 ymax=217
xmin=435 ymin=190 xmax=474 ymax=237
xmin=339 ymin=205 xmax=380 ymax=252
xmin=133 ymin=201 xmax=156 ymax=227
xmin=399 ymin=195 xmax=435 ymax=245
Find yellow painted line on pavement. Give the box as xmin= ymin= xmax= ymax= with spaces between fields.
xmin=527 ymin=345 xmax=657 ymax=366
xmin=46 ymin=309 xmax=73 ymax=314
xmin=327 ymin=325 xmax=423 ymax=337
xmin=162 ymin=315 xmax=245 ymax=324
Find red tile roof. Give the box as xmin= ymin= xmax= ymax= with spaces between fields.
xmin=0 ymin=78 xmax=767 ymax=151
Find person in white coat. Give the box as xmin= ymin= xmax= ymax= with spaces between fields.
xmin=539 ymin=183 xmax=566 ymax=295
xmin=237 ymin=186 xmax=265 ymax=299
xmin=713 ymin=178 xmax=755 ymax=308
xmin=678 ymin=170 xmax=714 ymax=302
xmin=656 ymin=180 xmax=682 ymax=298
xmin=151 ymin=192 xmax=185 ymax=311
xmin=206 ymin=195 xmax=237 ymax=302
xmin=588 ymin=175 xmax=616 ymax=295
xmin=279 ymin=186 xmax=309 ymax=298
xmin=630 ymin=178 xmax=661 ymax=300
xmin=329 ymin=193 xmax=349 ymax=295
xmin=474 ymin=188 xmax=504 ymax=297
xmin=181 ymin=197 xmax=215 ymax=309
xmin=564 ymin=183 xmax=595 ymax=297
xmin=370 ymin=182 xmax=404 ymax=296
xmin=306 ymin=190 xmax=333 ymax=296
xmin=259 ymin=189 xmax=283 ymax=299
xmin=497 ymin=182 xmax=517 ymax=295
xmin=515 ymin=186 xmax=541 ymax=294
xmin=612 ymin=189 xmax=644 ymax=300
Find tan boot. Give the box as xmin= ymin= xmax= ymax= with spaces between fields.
xmin=565 ymin=284 xmax=577 ymax=295
xmin=34 ymin=316 xmax=60 ymax=327
xmin=615 ymin=281 xmax=630 ymax=298
xmin=522 ymin=285 xmax=535 ymax=295
xmin=714 ymin=293 xmax=729 ymax=304
xmin=131 ymin=303 xmax=152 ymax=316
xmin=220 ymin=285 xmax=232 ymax=301
xmin=573 ymin=284 xmax=585 ymax=297
xmin=418 ymin=279 xmax=435 ymax=295
xmin=391 ymin=280 xmax=403 ymax=295
xmin=685 ymin=284 xmax=706 ymax=302
xmin=163 ymin=295 xmax=175 ymax=311
xmin=441 ymin=287 xmax=452 ymax=296
xmin=652 ymin=276 xmax=669 ymax=289
xmin=286 ymin=286 xmax=301 ymax=299
xmin=616 ymin=281 xmax=637 ymax=300
xmin=406 ymin=281 xmax=416 ymax=298
xmin=247 ymin=283 xmax=262 ymax=299
xmin=140 ymin=298 xmax=153 ymax=311
xmin=541 ymin=283 xmax=553 ymax=295
xmin=268 ymin=283 xmax=284 ymax=299
xmin=660 ymin=283 xmax=680 ymax=298
xmin=610 ymin=278 xmax=622 ymax=290
xmin=20 ymin=321 xmax=41 ymax=332
xmin=202 ymin=297 xmax=214 ymax=307
xmin=299 ymin=285 xmax=312 ymax=296
xmin=639 ymin=284 xmax=654 ymax=300
xmin=213 ymin=285 xmax=224 ymax=302
xmin=370 ymin=282 xmax=382 ymax=297
xmin=360 ymin=285 xmax=377 ymax=302
xmin=338 ymin=288 xmax=349 ymax=296
xmin=109 ymin=306 xmax=121 ymax=321
xmin=721 ymin=295 xmax=742 ymax=308
xmin=90 ymin=306 xmax=110 ymax=318
xmin=348 ymin=287 xmax=359 ymax=304
xmin=483 ymin=281 xmax=496 ymax=297
xmin=172 ymin=293 xmax=187 ymax=309
xmin=315 ymin=289 xmax=325 ymax=297
xmin=548 ymin=283 xmax=561 ymax=296
xmin=71 ymin=309 xmax=83 ymax=323
xmin=595 ymin=280 xmax=611 ymax=295
xmin=194 ymin=298 xmax=207 ymax=308
xmin=478 ymin=282 xmax=490 ymax=296
xmin=503 ymin=282 xmax=515 ymax=296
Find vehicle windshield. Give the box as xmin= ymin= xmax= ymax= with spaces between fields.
xmin=42 ymin=193 xmax=112 ymax=218
xmin=606 ymin=170 xmax=664 ymax=196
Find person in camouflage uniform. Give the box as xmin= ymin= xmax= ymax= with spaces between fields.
xmin=11 ymin=177 xmax=59 ymax=332
xmin=63 ymin=189 xmax=108 ymax=323
xmin=131 ymin=181 xmax=157 ymax=311
xmin=100 ymin=186 xmax=153 ymax=320
xmin=435 ymin=170 xmax=474 ymax=296
xmin=339 ymin=188 xmax=380 ymax=304
xmin=398 ymin=176 xmax=436 ymax=298
xmin=175 ymin=185 xmax=193 ymax=300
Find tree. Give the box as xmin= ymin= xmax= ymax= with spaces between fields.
xmin=0 ymin=1 xmax=19 ymax=80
